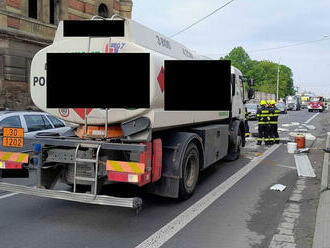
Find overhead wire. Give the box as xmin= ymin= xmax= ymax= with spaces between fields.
xmin=169 ymin=0 xmax=236 ymax=38
xmin=205 ymin=37 xmax=330 ymax=57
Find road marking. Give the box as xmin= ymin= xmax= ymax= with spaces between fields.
xmin=135 ymin=144 xmax=282 ymax=248
xmin=0 ymin=192 xmax=19 ymax=199
xmin=305 ymin=112 xmax=320 ymax=124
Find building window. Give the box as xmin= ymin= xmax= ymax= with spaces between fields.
xmin=50 ymin=0 xmax=60 ymax=25
xmin=98 ymin=4 xmax=109 ymax=18
xmin=28 ymin=0 xmax=38 ymax=19
xmin=50 ymin=0 xmax=55 ymax=24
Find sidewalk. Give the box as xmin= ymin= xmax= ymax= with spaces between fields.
xmin=313 ymin=132 xmax=330 ymax=248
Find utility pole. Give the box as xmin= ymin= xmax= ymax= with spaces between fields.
xmin=276 ymin=60 xmax=280 ymax=102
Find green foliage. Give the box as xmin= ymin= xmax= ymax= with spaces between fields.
xmin=220 ymin=47 xmax=295 ymax=98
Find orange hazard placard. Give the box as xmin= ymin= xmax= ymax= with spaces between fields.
xmin=2 ymin=127 xmax=24 ymax=148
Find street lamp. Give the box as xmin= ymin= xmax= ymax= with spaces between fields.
xmin=276 ymin=58 xmax=281 ymax=102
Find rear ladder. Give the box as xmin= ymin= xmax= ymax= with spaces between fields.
xmin=74 ymin=143 xmax=101 ymax=194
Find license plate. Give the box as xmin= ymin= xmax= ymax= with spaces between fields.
xmin=0 ymin=161 xmax=5 ymax=169
xmin=2 ymin=127 xmax=24 ymax=148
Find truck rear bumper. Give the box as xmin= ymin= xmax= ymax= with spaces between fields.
xmin=0 ymin=182 xmax=142 ymax=209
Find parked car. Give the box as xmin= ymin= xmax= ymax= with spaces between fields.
xmin=276 ymin=102 xmax=287 ymax=114
xmin=245 ymin=103 xmax=258 ymax=120
xmin=0 ymin=111 xmax=73 ymax=138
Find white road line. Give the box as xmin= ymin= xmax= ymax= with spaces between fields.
xmin=305 ymin=112 xmax=320 ymax=124
xmin=0 ymin=192 xmax=19 ymax=199
xmin=135 ymin=144 xmax=282 ymax=248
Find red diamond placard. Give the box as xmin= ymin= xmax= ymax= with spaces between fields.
xmin=157 ymin=66 xmax=165 ymax=92
xmin=73 ymin=108 xmax=93 ymax=120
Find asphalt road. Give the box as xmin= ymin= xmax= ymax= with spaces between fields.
xmin=0 ymin=109 xmax=326 ymax=248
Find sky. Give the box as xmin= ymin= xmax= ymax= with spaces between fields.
xmin=132 ymin=0 xmax=330 ymax=97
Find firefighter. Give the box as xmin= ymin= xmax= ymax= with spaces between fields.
xmin=269 ymin=99 xmax=280 ymax=144
xmin=256 ymin=100 xmax=271 ymax=145
xmin=266 ymin=100 xmax=274 ymax=145
xmin=244 ymin=106 xmax=250 ymax=137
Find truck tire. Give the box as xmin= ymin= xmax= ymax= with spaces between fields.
xmin=224 ymin=124 xmax=242 ymax=161
xmin=179 ymin=143 xmax=200 ymax=200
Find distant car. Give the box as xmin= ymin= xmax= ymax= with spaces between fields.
xmin=245 ymin=103 xmax=258 ymax=120
xmin=0 ymin=111 xmax=73 ymax=138
xmin=276 ymin=102 xmax=287 ymax=114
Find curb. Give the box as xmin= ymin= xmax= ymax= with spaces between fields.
xmin=320 ymin=133 xmax=330 ymax=192
xmin=313 ymin=132 xmax=330 ymax=248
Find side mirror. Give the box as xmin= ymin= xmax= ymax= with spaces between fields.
xmin=248 ymin=79 xmax=254 ymax=87
xmin=248 ymin=88 xmax=255 ymax=99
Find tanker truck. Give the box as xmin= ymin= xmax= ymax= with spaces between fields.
xmin=0 ymin=15 xmax=254 ymax=211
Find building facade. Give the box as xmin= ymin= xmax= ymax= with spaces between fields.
xmin=0 ymin=0 xmax=132 ymax=109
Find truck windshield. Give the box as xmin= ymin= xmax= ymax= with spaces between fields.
xmin=310 ymin=97 xmax=320 ymax=102
xmin=246 ymin=104 xmax=257 ymax=110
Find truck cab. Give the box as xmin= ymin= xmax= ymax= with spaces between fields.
xmin=285 ymin=95 xmax=301 ymax=111
xmin=308 ymin=96 xmax=325 ymax=112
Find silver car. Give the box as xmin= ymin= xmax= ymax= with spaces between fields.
xmin=0 ymin=111 xmax=72 ymax=138
xmin=245 ymin=103 xmax=258 ymax=120
xmin=276 ymin=102 xmax=287 ymax=114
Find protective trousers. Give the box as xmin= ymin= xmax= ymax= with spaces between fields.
xmin=269 ymin=108 xmax=280 ymax=144
xmin=257 ymin=124 xmax=270 ymax=144
xmin=271 ymin=124 xmax=280 ymax=143
xmin=245 ymin=120 xmax=250 ymax=137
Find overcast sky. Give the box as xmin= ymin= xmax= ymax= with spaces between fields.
xmin=132 ymin=0 xmax=330 ymax=97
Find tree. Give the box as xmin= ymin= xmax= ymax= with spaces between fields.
xmin=220 ymin=47 xmax=295 ymax=97
xmin=222 ymin=47 xmax=253 ymax=76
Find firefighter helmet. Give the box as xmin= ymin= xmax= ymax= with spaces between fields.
xmin=260 ymin=100 xmax=267 ymax=105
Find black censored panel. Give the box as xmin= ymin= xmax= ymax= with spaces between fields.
xmin=164 ymin=60 xmax=231 ymax=111
xmin=63 ymin=20 xmax=125 ymax=37
xmin=46 ymin=53 xmax=150 ymax=108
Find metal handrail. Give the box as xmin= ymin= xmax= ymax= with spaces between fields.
xmin=93 ymin=145 xmax=101 ymax=194
xmin=110 ymin=14 xmax=126 ymax=21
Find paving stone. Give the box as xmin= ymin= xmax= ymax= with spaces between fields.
xmin=278 ymin=227 xmax=294 ymax=235
xmin=283 ymin=217 xmax=295 ymax=223
xmin=283 ymin=211 xmax=299 ymax=218
xmin=292 ymin=189 xmax=303 ymax=194
xmin=296 ymin=185 xmax=306 ymax=191
xmin=280 ymin=222 xmax=294 ymax=229
xmin=273 ymin=234 xmax=295 ymax=243
xmin=269 ymin=240 xmax=296 ymax=248
xmin=287 ymin=203 xmax=300 ymax=209
xmin=296 ymin=180 xmax=306 ymax=186
xmin=289 ymin=193 xmax=302 ymax=202
xmin=285 ymin=207 xmax=300 ymax=213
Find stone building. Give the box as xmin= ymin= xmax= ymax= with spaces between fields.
xmin=0 ymin=0 xmax=133 ymax=109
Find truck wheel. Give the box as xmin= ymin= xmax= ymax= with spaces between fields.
xmin=179 ymin=143 xmax=200 ymax=200
xmin=224 ymin=126 xmax=242 ymax=161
